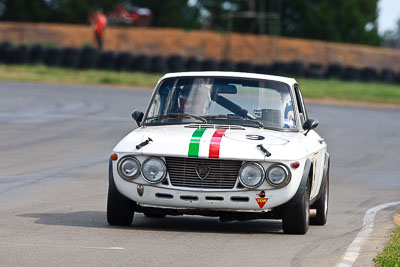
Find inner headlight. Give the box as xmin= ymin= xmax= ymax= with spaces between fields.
xmin=238 ymin=162 xmax=265 ymax=188
xmin=266 ymin=164 xmax=291 ymax=187
xmin=118 ymin=157 xmax=141 ymax=180
xmin=142 ymin=157 xmax=167 ymax=184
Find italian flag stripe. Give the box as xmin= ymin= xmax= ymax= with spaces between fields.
xmin=188 ymin=128 xmax=207 ymax=157
xmin=209 ymin=129 xmax=226 ymax=158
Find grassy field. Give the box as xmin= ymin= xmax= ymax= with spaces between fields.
xmin=0 ymin=64 xmax=399 ymax=105
xmin=374 ymin=213 xmax=400 ymax=267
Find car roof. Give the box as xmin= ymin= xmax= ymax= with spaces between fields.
xmin=160 ymin=71 xmax=297 ymax=86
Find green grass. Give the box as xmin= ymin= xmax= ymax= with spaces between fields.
xmin=298 ymin=78 xmax=400 ymax=105
xmin=0 ymin=64 xmax=399 ymax=105
xmin=374 ymin=213 xmax=400 ymax=267
xmin=0 ymin=64 xmax=160 ymax=88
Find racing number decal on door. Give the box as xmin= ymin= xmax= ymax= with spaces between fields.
xmin=188 ymin=128 xmax=207 ymax=157
xmin=209 ymin=129 xmax=226 ymax=158
xmin=188 ymin=129 xmax=226 ymax=158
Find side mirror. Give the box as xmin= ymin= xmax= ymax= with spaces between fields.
xmin=303 ymin=118 xmax=319 ymax=136
xmin=131 ymin=110 xmax=144 ymax=127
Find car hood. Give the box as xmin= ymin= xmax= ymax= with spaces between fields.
xmin=113 ymin=124 xmax=310 ymax=161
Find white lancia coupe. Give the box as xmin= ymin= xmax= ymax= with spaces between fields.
xmin=107 ymin=71 xmax=329 ymax=234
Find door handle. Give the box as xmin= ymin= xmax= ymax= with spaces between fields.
xmin=318 ymin=138 xmax=325 ymax=144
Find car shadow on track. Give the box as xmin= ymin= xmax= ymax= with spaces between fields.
xmin=18 ymin=211 xmax=284 ymax=235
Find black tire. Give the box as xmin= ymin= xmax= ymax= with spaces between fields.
xmin=307 ymin=63 xmax=325 ymax=78
xmin=107 ymin=185 xmax=135 ymax=226
xmin=150 ymin=55 xmax=167 ymax=73
xmin=253 ymin=63 xmax=270 ymax=74
xmin=289 ymin=61 xmax=305 ymax=77
xmin=202 ymin=59 xmax=220 ymax=71
xmin=62 ymin=47 xmax=81 ymax=68
xmin=342 ymin=67 xmax=360 ymax=81
xmin=143 ymin=212 xmax=166 ymax=218
xmin=282 ymin=179 xmax=310 ymax=234
xmin=185 ymin=57 xmax=202 ymax=71
xmin=236 ymin=61 xmax=253 ymax=73
xmin=6 ymin=45 xmax=28 ymax=64
xmin=43 ymin=48 xmax=63 ymax=67
xmin=219 ymin=60 xmax=236 ymax=71
xmin=326 ymin=63 xmax=343 ymax=78
xmin=131 ymin=54 xmax=151 ymax=72
xmin=97 ymin=50 xmax=117 ymax=70
xmin=28 ymin=44 xmax=45 ymax=63
xmin=115 ymin=52 xmax=134 ymax=71
xmin=271 ymin=61 xmax=288 ymax=76
xmin=310 ymin=170 xmax=329 ymax=225
xmin=167 ymin=54 xmax=185 ymax=73
xmin=380 ymin=69 xmax=396 ymax=83
xmin=360 ymin=67 xmax=377 ymax=82
xmin=79 ymin=47 xmax=98 ymax=69
xmin=0 ymin=42 xmax=12 ymax=63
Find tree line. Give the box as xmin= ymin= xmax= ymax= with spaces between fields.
xmin=0 ymin=0 xmax=384 ymax=46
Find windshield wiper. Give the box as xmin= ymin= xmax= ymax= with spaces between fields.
xmin=146 ymin=113 xmax=207 ymax=124
xmin=202 ymin=114 xmax=264 ymax=128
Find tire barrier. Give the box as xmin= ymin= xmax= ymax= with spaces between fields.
xmin=219 ymin=60 xmax=236 ymax=71
xmin=115 ymin=52 xmax=134 ymax=71
xmin=380 ymin=69 xmax=396 ymax=83
xmin=0 ymin=41 xmax=399 ymax=84
xmin=307 ymin=63 xmax=325 ymax=79
xmin=131 ymin=54 xmax=151 ymax=72
xmin=360 ymin=67 xmax=378 ymax=82
xmin=167 ymin=55 xmax=185 ymax=73
xmin=28 ymin=44 xmax=45 ymax=63
xmin=326 ymin=63 xmax=343 ymax=78
xmin=62 ymin=47 xmax=81 ymax=68
xmin=236 ymin=61 xmax=253 ymax=73
xmin=43 ymin=48 xmax=63 ymax=66
xmin=97 ymin=51 xmax=117 ymax=70
xmin=185 ymin=57 xmax=202 ymax=71
xmin=253 ymin=64 xmax=270 ymax=74
xmin=342 ymin=67 xmax=360 ymax=81
xmin=202 ymin=59 xmax=219 ymax=71
xmin=7 ymin=45 xmax=29 ymax=64
xmin=79 ymin=47 xmax=98 ymax=69
xmin=150 ymin=55 xmax=167 ymax=73
xmin=289 ymin=61 xmax=306 ymax=77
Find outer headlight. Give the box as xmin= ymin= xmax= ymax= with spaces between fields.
xmin=238 ymin=162 xmax=265 ymax=188
xmin=266 ymin=164 xmax=291 ymax=187
xmin=142 ymin=157 xmax=167 ymax=184
xmin=118 ymin=157 xmax=141 ymax=181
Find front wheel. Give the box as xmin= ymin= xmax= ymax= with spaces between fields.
xmin=107 ymin=186 xmax=135 ymax=226
xmin=310 ymin=170 xmax=329 ymax=225
xmin=282 ymin=179 xmax=310 ymax=234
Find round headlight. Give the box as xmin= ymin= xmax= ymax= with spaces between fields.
xmin=266 ymin=164 xmax=291 ymax=187
xmin=238 ymin=162 xmax=265 ymax=188
xmin=118 ymin=157 xmax=141 ymax=180
xmin=142 ymin=157 xmax=167 ymax=184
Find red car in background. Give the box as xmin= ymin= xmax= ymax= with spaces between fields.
xmin=108 ymin=3 xmax=152 ymax=26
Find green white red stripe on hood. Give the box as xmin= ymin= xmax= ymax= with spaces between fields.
xmin=188 ymin=128 xmax=227 ymax=158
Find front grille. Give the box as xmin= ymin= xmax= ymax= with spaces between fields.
xmin=165 ymin=157 xmax=242 ymax=189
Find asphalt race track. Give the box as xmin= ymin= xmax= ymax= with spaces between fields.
xmin=0 ymin=81 xmax=399 ymax=267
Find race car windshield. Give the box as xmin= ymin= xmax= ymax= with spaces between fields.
xmin=144 ymin=77 xmax=297 ymax=130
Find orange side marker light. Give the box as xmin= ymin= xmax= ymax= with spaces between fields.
xmin=110 ymin=153 xmax=118 ymax=161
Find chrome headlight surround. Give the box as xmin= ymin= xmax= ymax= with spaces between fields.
xmin=238 ymin=162 xmax=265 ymax=189
xmin=266 ymin=164 xmax=291 ymax=188
xmin=117 ymin=156 xmax=141 ymax=181
xmin=141 ymin=157 xmax=167 ymax=184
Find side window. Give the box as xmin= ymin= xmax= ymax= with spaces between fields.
xmin=294 ymin=84 xmax=308 ymax=125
